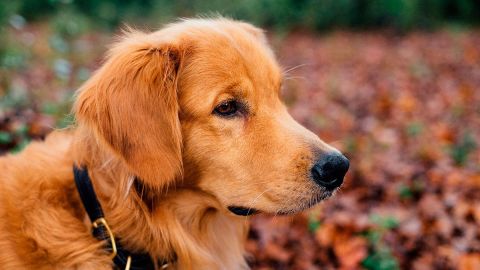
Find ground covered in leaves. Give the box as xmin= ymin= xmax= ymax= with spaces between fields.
xmin=1 ymin=25 xmax=480 ymax=269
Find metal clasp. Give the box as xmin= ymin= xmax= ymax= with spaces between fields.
xmin=125 ymin=256 xmax=132 ymax=270
xmin=92 ymin=218 xmax=117 ymax=260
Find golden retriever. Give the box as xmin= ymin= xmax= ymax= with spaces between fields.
xmin=0 ymin=18 xmax=349 ymax=269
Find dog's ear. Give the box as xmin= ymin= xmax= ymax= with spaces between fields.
xmin=74 ymin=30 xmax=183 ymax=189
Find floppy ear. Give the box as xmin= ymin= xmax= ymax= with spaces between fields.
xmin=74 ymin=31 xmax=183 ymax=189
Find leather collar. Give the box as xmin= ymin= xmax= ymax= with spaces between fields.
xmin=73 ymin=165 xmax=170 ymax=269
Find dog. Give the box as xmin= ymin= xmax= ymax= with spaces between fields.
xmin=0 ymin=18 xmax=349 ymax=269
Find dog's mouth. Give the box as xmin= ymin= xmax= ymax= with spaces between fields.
xmin=277 ymin=190 xmax=335 ymax=215
xmin=227 ymin=190 xmax=335 ymax=216
xmin=228 ymin=206 xmax=259 ymax=216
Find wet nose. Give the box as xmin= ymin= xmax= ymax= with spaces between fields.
xmin=311 ymin=152 xmax=349 ymax=190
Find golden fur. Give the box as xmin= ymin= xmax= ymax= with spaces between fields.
xmin=0 ymin=18 xmax=339 ymax=269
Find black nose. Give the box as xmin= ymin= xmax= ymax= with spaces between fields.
xmin=311 ymin=152 xmax=349 ymax=190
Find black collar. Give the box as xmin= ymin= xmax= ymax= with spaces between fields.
xmin=73 ymin=165 xmax=170 ymax=270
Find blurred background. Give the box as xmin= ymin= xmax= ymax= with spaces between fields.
xmin=1 ymin=1 xmax=480 ymax=269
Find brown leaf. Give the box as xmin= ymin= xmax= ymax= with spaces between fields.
xmin=334 ymin=236 xmax=368 ymax=269
xmin=459 ymin=253 xmax=480 ymax=270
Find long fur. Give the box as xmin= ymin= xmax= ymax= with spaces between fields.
xmin=0 ymin=18 xmax=338 ymax=269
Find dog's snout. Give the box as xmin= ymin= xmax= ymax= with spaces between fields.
xmin=311 ymin=152 xmax=349 ymax=190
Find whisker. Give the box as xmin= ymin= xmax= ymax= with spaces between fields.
xmin=283 ymin=63 xmax=310 ymax=75
xmin=243 ymin=187 xmax=273 ymax=224
xmin=283 ymin=76 xmax=307 ymax=82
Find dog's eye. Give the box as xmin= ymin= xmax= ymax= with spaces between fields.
xmin=214 ymin=100 xmax=238 ymax=117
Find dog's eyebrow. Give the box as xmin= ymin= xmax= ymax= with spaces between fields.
xmin=223 ymin=82 xmax=243 ymax=97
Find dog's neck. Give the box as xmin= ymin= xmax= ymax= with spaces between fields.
xmin=72 ymin=127 xmax=249 ymax=269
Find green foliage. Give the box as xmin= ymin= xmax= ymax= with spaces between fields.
xmin=450 ymin=132 xmax=476 ymax=166
xmin=397 ymin=184 xmax=413 ymax=199
xmin=363 ymin=246 xmax=400 ymax=270
xmin=0 ymin=2 xmax=20 ymax=29
xmin=0 ymin=131 xmax=12 ymax=144
xmin=57 ymin=113 xmax=75 ymax=129
xmin=366 ymin=0 xmax=420 ymax=30
xmin=406 ymin=121 xmax=424 ymax=137
xmin=1 ymin=0 xmax=480 ymax=33
xmin=302 ymin=0 xmax=358 ymax=30
xmin=0 ymin=82 xmax=29 ymax=109
xmin=50 ymin=10 xmax=90 ymax=39
xmin=307 ymin=214 xmax=321 ymax=232
xmin=397 ymin=179 xmax=425 ymax=200
xmin=14 ymin=124 xmax=28 ymax=146
xmin=11 ymin=138 xmax=30 ymax=153
xmin=1 ymin=124 xmax=31 ymax=153
xmin=370 ymin=214 xmax=399 ymax=230
xmin=362 ymin=214 xmax=401 ymax=270
xmin=1 ymin=46 xmax=28 ymax=70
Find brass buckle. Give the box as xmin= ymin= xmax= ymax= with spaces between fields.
xmin=125 ymin=256 xmax=132 ymax=270
xmin=92 ymin=218 xmax=117 ymax=260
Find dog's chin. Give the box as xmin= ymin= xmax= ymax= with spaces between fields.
xmin=275 ymin=190 xmax=334 ymax=215
xmin=227 ymin=190 xmax=335 ymax=216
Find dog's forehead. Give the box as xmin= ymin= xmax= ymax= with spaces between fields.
xmin=179 ymin=21 xmax=282 ymax=101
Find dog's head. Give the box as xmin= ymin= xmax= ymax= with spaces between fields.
xmin=75 ymin=18 xmax=349 ymax=216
